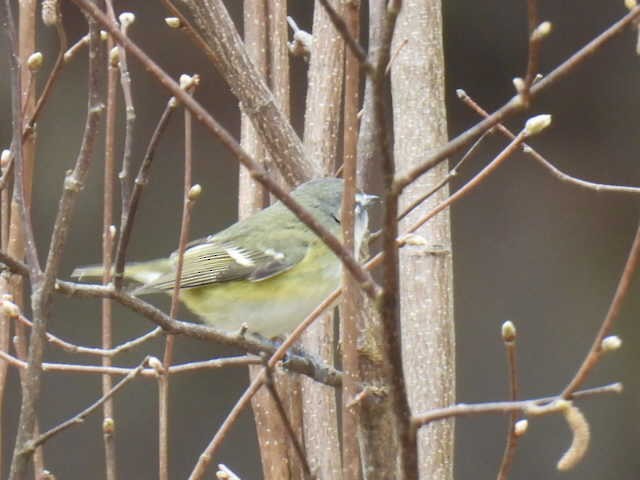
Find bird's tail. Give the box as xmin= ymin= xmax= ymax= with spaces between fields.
xmin=71 ymin=258 xmax=172 ymax=293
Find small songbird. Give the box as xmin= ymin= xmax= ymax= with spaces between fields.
xmin=72 ymin=178 xmax=377 ymax=337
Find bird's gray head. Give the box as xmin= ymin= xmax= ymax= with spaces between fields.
xmin=291 ymin=178 xmax=378 ymax=217
xmin=291 ymin=178 xmax=378 ymax=258
xmin=291 ymin=178 xmax=344 ymax=216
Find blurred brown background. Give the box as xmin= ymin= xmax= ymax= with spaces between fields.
xmin=1 ymin=1 xmax=639 ymax=478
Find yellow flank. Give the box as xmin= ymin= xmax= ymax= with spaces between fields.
xmin=179 ymin=240 xmax=339 ymax=334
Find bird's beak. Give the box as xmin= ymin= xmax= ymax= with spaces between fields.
xmin=355 ymin=192 xmax=380 ymax=207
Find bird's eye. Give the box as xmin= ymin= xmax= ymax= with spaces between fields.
xmin=331 ymin=213 xmax=341 ymax=224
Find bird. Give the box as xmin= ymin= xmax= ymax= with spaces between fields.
xmin=72 ymin=178 xmax=377 ymax=337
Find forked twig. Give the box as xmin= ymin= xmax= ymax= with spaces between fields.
xmin=393 ymin=5 xmax=640 ymax=193
xmin=24 ymin=358 xmax=148 ymax=452
xmin=412 ymin=382 xmax=622 ymax=427
xmin=458 ymin=90 xmax=640 ymax=195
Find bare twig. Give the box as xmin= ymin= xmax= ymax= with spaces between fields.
xmin=2 ymin=0 xmax=40 ymax=280
xmin=496 ymin=322 xmax=520 ymax=480
xmin=402 ymin=128 xmax=530 ymax=237
xmin=561 ymin=223 xmax=640 ymax=397
xmin=159 ymin=75 xmax=199 ymax=480
xmin=101 ymin=5 xmax=119 ymax=476
xmin=26 ymin=18 xmax=68 ymax=131
xmin=0 ymin=250 xmax=30 ymax=277
xmin=519 ymin=0 xmax=544 ymax=105
xmin=397 ymin=131 xmax=490 ymax=223
xmin=0 ymin=350 xmax=258 ymax=376
xmin=104 ymin=4 xmax=136 ymax=214
xmin=112 ymin=98 xmax=177 ymax=289
xmin=2 ymin=0 xmax=40 ymax=476
xmin=64 ymin=32 xmax=93 ymax=62
xmin=56 ymin=281 xmax=343 ymax=387
xmin=14 ymin=314 xmax=163 ymax=357
xmin=9 ymin=10 xmax=105 ymax=479
xmin=24 ymin=359 xmax=148 ymax=451
xmin=412 ymin=382 xmax=622 ymax=427
xmin=458 ymin=90 xmax=640 ymax=195
xmin=394 ymin=5 xmax=640 ymax=193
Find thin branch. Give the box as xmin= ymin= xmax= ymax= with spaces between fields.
xmin=397 ymin=131 xmax=490 ymax=223
xmin=24 ymin=359 xmax=148 ymax=452
xmin=69 ymin=0 xmax=379 ymax=299
xmin=112 ymin=98 xmax=177 ymax=289
xmin=458 ymin=90 xmax=640 ymax=195
xmin=26 ymin=18 xmax=68 ymax=130
xmin=63 ymin=32 xmax=93 ymax=62
xmin=520 ymin=0 xmax=542 ymax=104
xmin=56 ymin=281 xmax=343 ymax=387
xmin=2 ymin=0 xmax=40 ymax=477
xmin=496 ymin=322 xmax=520 ymax=480
xmin=104 ymin=3 xmax=136 ymax=215
xmin=394 ymin=5 xmax=640 ymax=193
xmin=561 ymin=222 xmax=640 ymax=397
xmin=101 ymin=4 xmax=118 ymax=477
xmin=0 ymin=350 xmax=258 ymax=376
xmin=412 ymin=382 xmax=622 ymax=428
xmin=159 ymin=76 xmax=199 ymax=480
xmin=2 ymin=0 xmax=41 ymax=280
xmin=14 ymin=314 xmax=163 ymax=357
xmin=9 ymin=10 xmax=105 ymax=478
xmin=0 ymin=250 xmax=29 ymax=277
xmin=402 ymin=129 xmax=529 ymax=237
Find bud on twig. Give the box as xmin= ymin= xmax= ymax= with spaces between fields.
xmin=102 ymin=417 xmax=115 ymax=434
xmin=514 ymin=419 xmax=528 ymax=436
xmin=531 ymin=21 xmax=552 ymax=42
xmin=165 ymin=17 xmax=181 ymax=29
xmin=119 ymin=12 xmax=136 ymax=28
xmin=501 ymin=320 xmax=516 ymax=342
xmin=524 ymin=114 xmax=552 ymax=137
xmin=601 ymin=335 xmax=622 ymax=352
xmin=27 ymin=52 xmax=44 ymax=72
xmin=188 ymin=184 xmax=202 ymax=202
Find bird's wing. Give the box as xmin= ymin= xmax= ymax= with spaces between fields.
xmin=136 ymin=233 xmax=309 ymax=292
